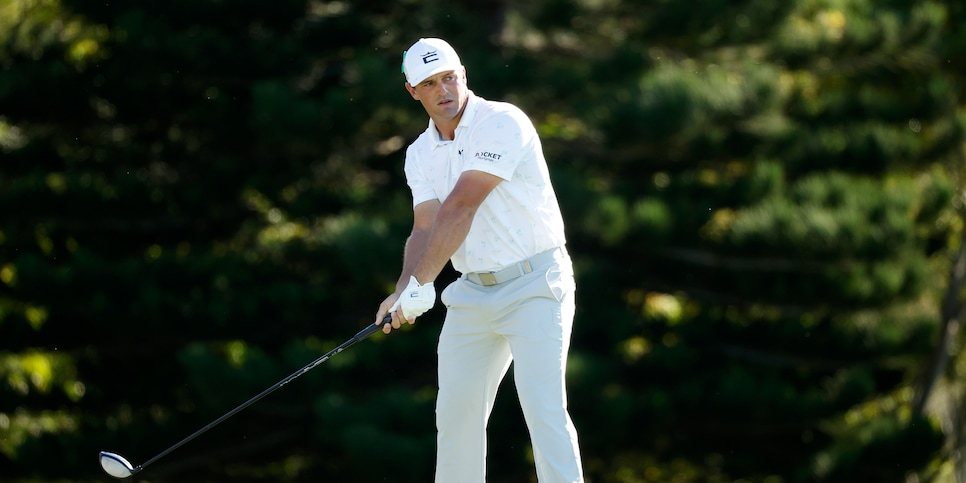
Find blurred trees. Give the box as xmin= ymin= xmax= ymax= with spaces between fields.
xmin=1 ymin=0 xmax=964 ymax=482
xmin=514 ymin=0 xmax=962 ymax=481
xmin=909 ymin=2 xmax=966 ymax=482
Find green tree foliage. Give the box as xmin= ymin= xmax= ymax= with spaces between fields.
xmin=510 ymin=0 xmax=961 ymax=481
xmin=0 ymin=0 xmax=962 ymax=482
xmin=906 ymin=2 xmax=966 ymax=481
xmin=0 ymin=0 xmax=434 ymax=480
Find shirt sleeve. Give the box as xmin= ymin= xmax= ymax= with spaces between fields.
xmin=462 ymin=107 xmax=536 ymax=181
xmin=404 ymin=145 xmax=438 ymax=207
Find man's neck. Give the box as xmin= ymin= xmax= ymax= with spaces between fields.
xmin=435 ymin=126 xmax=456 ymax=141
xmin=432 ymin=115 xmax=461 ymax=141
xmin=431 ymin=96 xmax=469 ymax=141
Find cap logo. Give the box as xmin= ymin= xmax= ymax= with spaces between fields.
xmin=402 ymin=39 xmax=461 ymax=84
xmin=421 ymin=50 xmax=440 ymax=64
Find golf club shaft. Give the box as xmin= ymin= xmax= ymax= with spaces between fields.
xmin=133 ymin=315 xmax=392 ymax=474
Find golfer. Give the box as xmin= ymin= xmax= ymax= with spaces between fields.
xmin=375 ymin=38 xmax=584 ymax=483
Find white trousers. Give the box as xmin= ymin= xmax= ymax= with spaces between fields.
xmin=435 ymin=248 xmax=584 ymax=483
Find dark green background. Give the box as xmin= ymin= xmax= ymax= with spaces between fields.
xmin=2 ymin=0 xmax=966 ymax=481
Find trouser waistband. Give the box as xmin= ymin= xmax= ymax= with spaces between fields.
xmin=465 ymin=247 xmax=562 ymax=286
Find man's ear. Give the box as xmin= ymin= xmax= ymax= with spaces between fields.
xmin=405 ymin=82 xmax=419 ymax=100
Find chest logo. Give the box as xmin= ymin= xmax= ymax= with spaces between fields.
xmin=475 ymin=151 xmax=502 ymax=161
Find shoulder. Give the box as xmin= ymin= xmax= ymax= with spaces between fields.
xmin=475 ymin=96 xmax=529 ymax=122
xmin=472 ymin=97 xmax=535 ymax=134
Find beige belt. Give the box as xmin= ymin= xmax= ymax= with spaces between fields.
xmin=465 ymin=248 xmax=561 ymax=286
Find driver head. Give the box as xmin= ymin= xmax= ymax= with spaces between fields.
xmin=99 ymin=451 xmax=135 ymax=478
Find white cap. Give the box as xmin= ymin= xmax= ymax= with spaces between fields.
xmin=402 ymin=38 xmax=462 ymax=86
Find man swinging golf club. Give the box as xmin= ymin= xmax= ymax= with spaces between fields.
xmin=375 ymin=38 xmax=585 ymax=483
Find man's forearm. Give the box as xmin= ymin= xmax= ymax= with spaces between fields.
xmin=401 ymin=170 xmax=502 ymax=288
xmin=411 ymin=201 xmax=475 ymax=284
xmin=397 ymin=229 xmax=431 ymax=292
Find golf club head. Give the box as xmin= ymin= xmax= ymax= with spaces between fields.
xmin=99 ymin=451 xmax=136 ymax=479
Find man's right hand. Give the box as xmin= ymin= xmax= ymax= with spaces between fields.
xmin=375 ymin=293 xmax=403 ymax=334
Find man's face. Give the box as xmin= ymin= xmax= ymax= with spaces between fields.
xmin=406 ymin=68 xmax=468 ymax=123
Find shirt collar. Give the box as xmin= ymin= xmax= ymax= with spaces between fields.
xmin=427 ymin=90 xmax=480 ymax=148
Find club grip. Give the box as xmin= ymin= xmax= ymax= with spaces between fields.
xmin=353 ymin=314 xmax=394 ymax=341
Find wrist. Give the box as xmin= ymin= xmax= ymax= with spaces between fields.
xmin=399 ymin=274 xmax=428 ymax=290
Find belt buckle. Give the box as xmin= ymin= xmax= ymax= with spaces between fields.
xmin=478 ymin=272 xmax=498 ymax=286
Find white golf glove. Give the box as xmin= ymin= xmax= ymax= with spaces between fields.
xmin=390 ymin=276 xmax=436 ymax=320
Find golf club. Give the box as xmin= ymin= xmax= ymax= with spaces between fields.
xmin=99 ymin=315 xmax=393 ymax=479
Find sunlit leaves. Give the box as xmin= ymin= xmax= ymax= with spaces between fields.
xmin=0 ymin=0 xmax=108 ymax=67
xmin=0 ymin=117 xmax=28 ymax=151
xmin=0 ymin=350 xmax=81 ymax=397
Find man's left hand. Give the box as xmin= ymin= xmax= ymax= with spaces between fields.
xmin=392 ymin=275 xmax=436 ymax=323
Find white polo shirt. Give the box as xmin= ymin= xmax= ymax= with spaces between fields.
xmin=404 ymin=91 xmax=567 ymax=274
